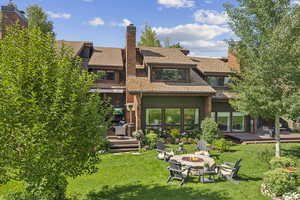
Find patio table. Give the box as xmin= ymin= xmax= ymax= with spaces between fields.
xmin=170 ymin=154 xmax=216 ymax=182
xmin=170 ymin=154 xmax=215 ymax=168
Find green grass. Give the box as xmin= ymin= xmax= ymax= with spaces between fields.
xmin=2 ymin=143 xmax=300 ymax=200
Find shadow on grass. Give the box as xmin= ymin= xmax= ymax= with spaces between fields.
xmin=282 ymin=146 xmax=300 ymax=159
xmin=84 ymin=184 xmax=231 ymax=200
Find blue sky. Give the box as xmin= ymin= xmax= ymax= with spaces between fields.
xmin=2 ymin=0 xmax=299 ymax=57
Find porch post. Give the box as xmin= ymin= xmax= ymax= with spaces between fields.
xmin=203 ymin=96 xmax=212 ymax=119
xmin=134 ymin=94 xmax=142 ymax=131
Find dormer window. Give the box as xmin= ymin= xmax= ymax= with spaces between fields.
xmin=89 ymin=69 xmax=116 ymax=81
xmin=207 ymin=76 xmax=230 ymax=87
xmin=151 ymin=68 xmax=189 ymax=82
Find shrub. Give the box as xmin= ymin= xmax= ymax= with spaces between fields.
xmin=263 ymin=168 xmax=298 ymax=196
xmin=132 ymin=130 xmax=144 ymax=140
xmin=270 ymin=157 xmax=296 ymax=169
xmin=201 ymin=119 xmax=219 ymax=144
xmin=185 ymin=129 xmax=202 ymax=139
xmin=146 ymin=132 xmax=158 ymax=149
xmin=99 ymin=139 xmax=111 ymax=153
xmin=256 ymin=148 xmax=274 ymax=165
xmin=212 ymin=138 xmax=232 ymax=152
xmin=169 ymin=128 xmax=180 ymax=139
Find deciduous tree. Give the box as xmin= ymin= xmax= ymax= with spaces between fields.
xmin=226 ymin=0 xmax=300 ymax=157
xmin=0 ymin=26 xmax=112 ymax=199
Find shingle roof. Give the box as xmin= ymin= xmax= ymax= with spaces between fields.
xmin=89 ymin=47 xmax=124 ymax=69
xmin=140 ymin=47 xmax=196 ymax=66
xmin=190 ymin=57 xmax=232 ymax=74
xmin=55 ymin=40 xmax=86 ymax=57
xmin=213 ymin=90 xmax=236 ymax=99
xmin=127 ymin=70 xmax=215 ymax=94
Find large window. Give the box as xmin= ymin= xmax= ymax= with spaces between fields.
xmin=152 ymin=68 xmax=188 ymax=82
xmin=217 ymin=112 xmax=231 ymax=132
xmin=207 ymin=76 xmax=230 ymax=87
xmin=165 ymin=109 xmax=181 ymax=130
xmin=91 ymin=70 xmax=115 ymax=81
xmin=184 ymin=109 xmax=199 ymax=130
xmin=232 ymin=112 xmax=245 ymax=132
xmin=212 ymin=112 xmax=246 ymax=132
xmin=146 ymin=109 xmax=162 ymax=130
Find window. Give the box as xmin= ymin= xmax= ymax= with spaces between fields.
xmin=207 ymin=76 xmax=229 ymax=87
xmin=152 ymin=68 xmax=188 ymax=82
xmin=91 ymin=70 xmax=115 ymax=81
xmin=146 ymin=109 xmax=162 ymax=127
xmin=217 ymin=112 xmax=230 ymax=132
xmin=211 ymin=112 xmax=216 ymax=121
xmin=232 ymin=112 xmax=245 ymax=131
xmin=165 ymin=109 xmax=181 ymax=125
xmin=184 ymin=109 xmax=199 ymax=130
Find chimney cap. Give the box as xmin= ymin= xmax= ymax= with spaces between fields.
xmin=127 ymin=24 xmax=136 ymax=32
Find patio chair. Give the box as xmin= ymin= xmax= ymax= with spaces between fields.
xmin=218 ymin=159 xmax=242 ymax=183
xmin=198 ymin=165 xmax=219 ymax=183
xmin=167 ymin=160 xmax=191 ymax=186
xmin=156 ymin=141 xmax=173 ymax=161
xmin=195 ymin=140 xmax=209 ymax=156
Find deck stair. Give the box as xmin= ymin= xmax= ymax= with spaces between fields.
xmin=107 ymin=136 xmax=139 ymax=153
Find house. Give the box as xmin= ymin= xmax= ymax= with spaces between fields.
xmin=59 ymin=24 xmax=251 ymax=136
xmin=0 ymin=2 xmax=251 ymax=137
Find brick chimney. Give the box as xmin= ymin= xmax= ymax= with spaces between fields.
xmin=126 ymin=24 xmax=136 ymax=77
xmin=227 ymin=49 xmax=241 ymax=71
xmin=0 ymin=2 xmax=28 ymax=39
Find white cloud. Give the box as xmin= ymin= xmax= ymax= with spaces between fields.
xmin=157 ymin=0 xmax=195 ymax=8
xmin=204 ymin=0 xmax=212 ymax=4
xmin=292 ymin=1 xmax=300 ymax=5
xmin=47 ymin=11 xmax=71 ymax=19
xmin=181 ymin=40 xmax=228 ymax=53
xmin=111 ymin=18 xmax=132 ymax=27
xmin=88 ymin=17 xmax=105 ymax=27
xmin=194 ymin=9 xmax=228 ymax=25
xmin=153 ymin=23 xmax=231 ymax=41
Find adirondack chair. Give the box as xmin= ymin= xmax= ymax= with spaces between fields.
xmin=167 ymin=160 xmax=191 ymax=186
xmin=198 ymin=164 xmax=219 ymax=183
xmin=195 ymin=140 xmax=210 ymax=156
xmin=218 ymin=159 xmax=242 ymax=183
xmin=156 ymin=141 xmax=173 ymax=161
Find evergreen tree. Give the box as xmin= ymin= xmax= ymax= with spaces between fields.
xmin=138 ymin=25 xmax=161 ymax=47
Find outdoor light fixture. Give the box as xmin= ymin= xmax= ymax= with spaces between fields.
xmin=126 ymin=103 xmax=134 ymax=112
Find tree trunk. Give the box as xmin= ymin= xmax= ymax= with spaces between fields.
xmin=275 ymin=115 xmax=281 ymax=158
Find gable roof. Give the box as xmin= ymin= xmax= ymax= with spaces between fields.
xmin=55 ymin=40 xmax=86 ymax=57
xmin=190 ymin=57 xmax=232 ymax=74
xmin=140 ymin=47 xmax=196 ymax=66
xmin=88 ymin=47 xmax=124 ymax=69
xmin=127 ymin=69 xmax=215 ymax=94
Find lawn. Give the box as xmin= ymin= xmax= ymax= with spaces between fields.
xmin=1 ymin=143 xmax=300 ymax=200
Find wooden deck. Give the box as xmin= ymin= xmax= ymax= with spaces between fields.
xmin=224 ymin=132 xmax=300 ymax=144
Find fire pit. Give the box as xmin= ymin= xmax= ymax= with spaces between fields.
xmin=182 ymin=156 xmax=204 ymax=163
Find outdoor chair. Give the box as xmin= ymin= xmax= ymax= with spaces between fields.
xmin=218 ymin=159 xmax=242 ymax=183
xmin=195 ymin=140 xmax=209 ymax=156
xmin=156 ymin=141 xmax=173 ymax=161
xmin=167 ymin=160 xmax=191 ymax=186
xmin=198 ymin=165 xmax=219 ymax=183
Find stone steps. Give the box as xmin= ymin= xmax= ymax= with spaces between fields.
xmin=108 ymin=136 xmax=139 ymax=153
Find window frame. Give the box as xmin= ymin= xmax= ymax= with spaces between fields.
xmin=151 ymin=67 xmax=190 ymax=83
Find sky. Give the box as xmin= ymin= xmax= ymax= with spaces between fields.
xmin=2 ymin=0 xmax=300 ymax=57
